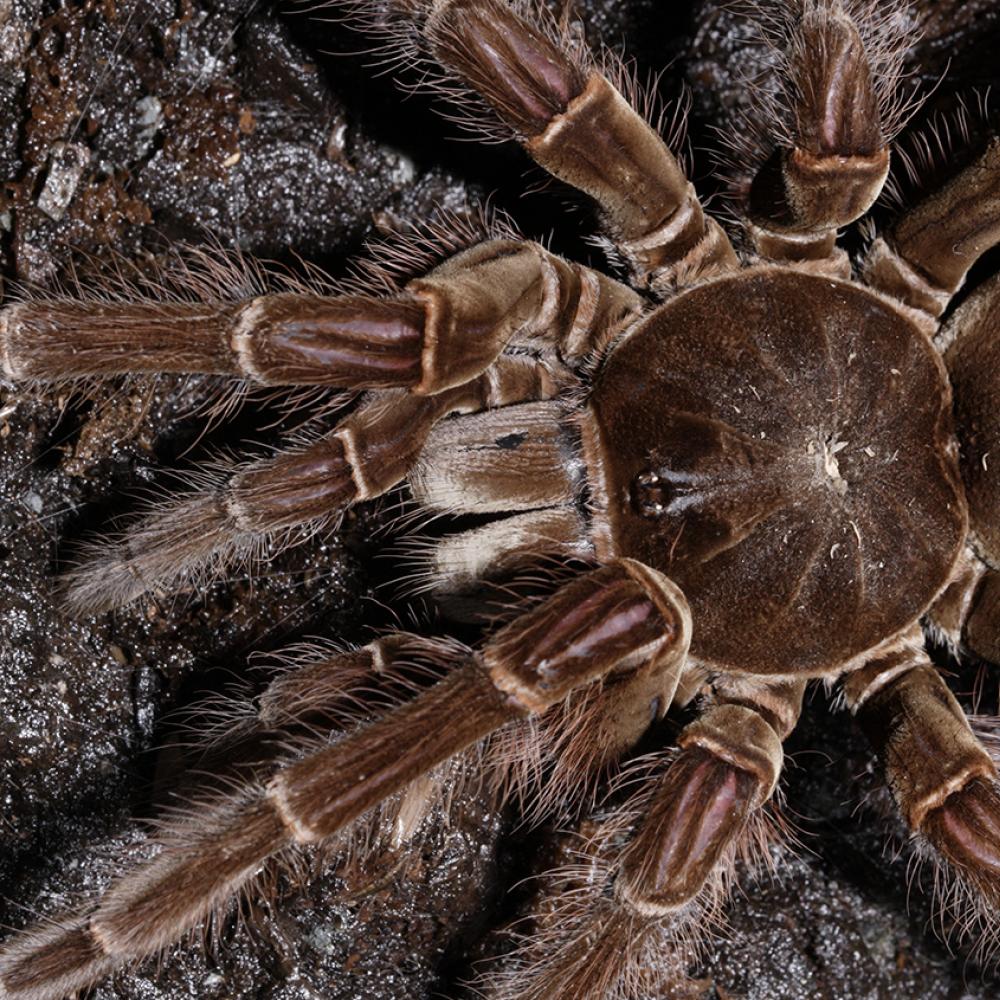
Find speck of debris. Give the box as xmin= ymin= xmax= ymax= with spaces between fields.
xmin=495 ymin=432 xmax=527 ymax=451
xmin=36 ymin=142 xmax=90 ymax=220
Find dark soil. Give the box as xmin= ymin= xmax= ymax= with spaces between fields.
xmin=2 ymin=1 xmax=1000 ymax=998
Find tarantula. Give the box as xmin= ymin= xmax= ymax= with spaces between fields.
xmin=1 ymin=0 xmax=1000 ymax=997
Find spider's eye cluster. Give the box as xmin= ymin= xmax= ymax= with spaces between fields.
xmin=631 ymin=470 xmax=673 ymax=517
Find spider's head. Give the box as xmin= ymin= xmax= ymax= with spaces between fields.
xmin=586 ymin=266 xmax=967 ymax=678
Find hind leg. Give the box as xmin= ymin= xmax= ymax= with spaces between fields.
xmin=846 ymin=631 xmax=1000 ymax=918
xmin=0 ymin=558 xmax=690 ymax=1000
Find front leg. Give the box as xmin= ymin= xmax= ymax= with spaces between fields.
xmin=1 ymin=239 xmax=643 ymax=388
xmin=341 ymin=0 xmax=738 ymax=290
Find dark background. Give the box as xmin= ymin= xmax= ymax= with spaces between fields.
xmin=2 ymin=1 xmax=1000 ymax=997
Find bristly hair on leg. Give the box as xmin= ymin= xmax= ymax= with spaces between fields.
xmin=596 ymin=46 xmax=692 ymax=174
xmin=341 ymin=198 xmax=522 ymax=294
xmin=890 ymin=718 xmax=1000 ymax=967
xmin=877 ymin=89 xmax=993 ymax=218
xmin=317 ymin=0 xmax=593 ymax=143
xmin=473 ymin=748 xmax=789 ymax=1000
xmin=45 ymin=203 xmax=522 ymax=614
xmin=60 ymin=474 xmax=261 ymax=614
xmin=0 ymin=635 xmax=492 ymax=998
xmin=485 ymin=659 xmax=681 ymax=827
xmin=58 ymin=459 xmax=315 ymax=614
xmin=319 ymin=0 xmax=691 ymax=152
xmin=715 ymin=0 xmax=921 ymax=215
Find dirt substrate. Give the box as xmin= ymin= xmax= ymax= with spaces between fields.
xmin=2 ymin=1 xmax=1000 ymax=998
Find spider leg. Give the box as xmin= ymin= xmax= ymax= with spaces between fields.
xmin=258 ymin=632 xmax=477 ymax=847
xmin=921 ymin=268 xmax=1000 ymax=663
xmin=478 ymin=676 xmax=804 ymax=1000
xmin=0 ymin=558 xmax=690 ymax=1000
xmin=407 ymin=399 xmax=592 ymax=599
xmin=862 ymin=139 xmax=1000 ymax=333
xmin=64 ymin=355 xmax=556 ymax=611
xmin=1 ymin=238 xmax=642 ymax=389
xmin=612 ymin=676 xmax=802 ymax=939
xmin=743 ymin=3 xmax=895 ymax=273
xmin=379 ymin=0 xmax=738 ymax=291
xmin=845 ymin=630 xmax=1000 ymax=921
xmin=255 ymin=631 xmax=455 ymax=732
xmin=58 ymin=236 xmax=647 ymax=610
xmin=929 ymin=547 xmax=1000 ymax=665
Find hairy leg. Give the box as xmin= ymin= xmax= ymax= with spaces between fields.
xmin=929 ymin=548 xmax=1000 ymax=666
xmin=478 ymin=676 xmax=804 ymax=1000
xmin=65 ymin=355 xmax=556 ymax=611
xmin=0 ymin=558 xmax=689 ymax=1000
xmin=342 ymin=0 xmax=738 ymax=291
xmin=862 ymin=139 xmax=1000 ymax=333
xmin=1 ymin=238 xmax=643 ymax=389
xmin=845 ymin=631 xmax=1000 ymax=927
xmin=742 ymin=1 xmax=904 ymax=271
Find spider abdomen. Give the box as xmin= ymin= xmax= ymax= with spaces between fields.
xmin=586 ymin=267 xmax=967 ymax=676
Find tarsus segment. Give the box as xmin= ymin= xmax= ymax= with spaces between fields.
xmin=0 ymin=559 xmax=689 ymax=1000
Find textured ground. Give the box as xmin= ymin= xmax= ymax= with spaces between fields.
xmin=2 ymin=1 xmax=1000 ymax=998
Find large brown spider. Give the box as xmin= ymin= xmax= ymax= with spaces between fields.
xmin=1 ymin=0 xmax=1000 ymax=997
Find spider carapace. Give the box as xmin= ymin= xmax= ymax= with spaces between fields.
xmin=589 ymin=268 xmax=966 ymax=676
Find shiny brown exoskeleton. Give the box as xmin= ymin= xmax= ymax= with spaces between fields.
xmin=0 ymin=2 xmax=999 ymax=999
xmin=587 ymin=269 xmax=966 ymax=676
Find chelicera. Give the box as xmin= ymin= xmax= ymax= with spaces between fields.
xmin=1 ymin=1 xmax=999 ymax=998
